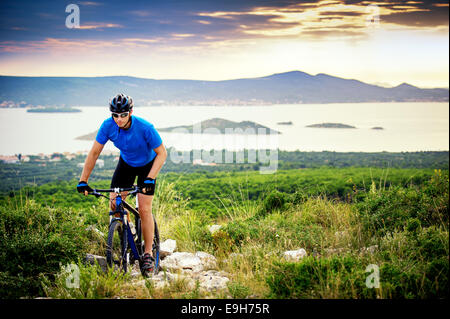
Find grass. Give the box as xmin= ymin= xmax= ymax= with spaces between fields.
xmin=1 ymin=169 xmax=448 ymax=299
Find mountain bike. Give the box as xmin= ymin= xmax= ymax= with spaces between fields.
xmin=88 ymin=185 xmax=160 ymax=277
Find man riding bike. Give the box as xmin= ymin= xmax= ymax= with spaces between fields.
xmin=77 ymin=93 xmax=167 ymax=275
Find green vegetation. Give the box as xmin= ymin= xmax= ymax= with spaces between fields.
xmin=0 ymin=164 xmax=448 ymax=299
xmin=1 ymin=150 xmax=448 ymax=194
xmin=0 ymin=199 xmax=90 ymax=298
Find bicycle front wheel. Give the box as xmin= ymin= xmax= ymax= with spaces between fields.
xmin=106 ymin=219 xmax=128 ymax=273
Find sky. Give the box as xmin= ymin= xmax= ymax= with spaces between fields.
xmin=0 ymin=0 xmax=448 ymax=88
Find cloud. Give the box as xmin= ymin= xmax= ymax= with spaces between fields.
xmin=0 ymin=0 xmax=447 ymax=53
xmin=77 ymin=23 xmax=123 ymax=30
xmin=79 ymin=1 xmax=103 ymax=6
xmin=194 ymin=0 xmax=448 ymax=41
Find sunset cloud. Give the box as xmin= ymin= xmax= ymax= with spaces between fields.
xmin=77 ymin=23 xmax=123 ymax=30
xmin=0 ymin=0 xmax=447 ymax=87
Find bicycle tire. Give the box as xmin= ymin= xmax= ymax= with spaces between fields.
xmin=141 ymin=214 xmax=160 ymax=276
xmin=106 ymin=219 xmax=128 ymax=273
xmin=152 ymin=215 xmax=160 ymax=274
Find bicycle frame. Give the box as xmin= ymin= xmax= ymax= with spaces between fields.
xmin=92 ymin=186 xmax=143 ymax=264
xmin=110 ymin=192 xmax=141 ymax=263
xmin=88 ymin=185 xmax=160 ymax=275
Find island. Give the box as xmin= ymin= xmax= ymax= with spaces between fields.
xmin=277 ymin=121 xmax=293 ymax=125
xmin=306 ymin=123 xmax=356 ymax=129
xmin=76 ymin=117 xmax=280 ymax=141
xmin=371 ymin=126 xmax=384 ymax=130
xmin=27 ymin=107 xmax=81 ymax=113
xmin=157 ymin=118 xmax=281 ymax=135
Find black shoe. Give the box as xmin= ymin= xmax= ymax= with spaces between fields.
xmin=141 ymin=253 xmax=155 ymax=277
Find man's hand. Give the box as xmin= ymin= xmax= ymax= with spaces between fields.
xmin=77 ymin=181 xmax=93 ymax=196
xmin=141 ymin=177 xmax=156 ymax=195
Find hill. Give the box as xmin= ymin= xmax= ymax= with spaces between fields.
xmin=0 ymin=71 xmax=448 ymax=107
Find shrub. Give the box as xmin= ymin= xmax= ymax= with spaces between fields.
xmin=266 ymin=255 xmax=376 ymax=299
xmin=406 ymin=218 xmax=421 ymax=233
xmin=379 ymin=258 xmax=448 ymax=299
xmin=378 ymin=226 xmax=448 ymax=298
xmin=227 ymin=281 xmax=251 ymax=299
xmin=259 ymin=191 xmax=289 ymax=217
xmin=0 ymin=200 xmax=89 ymax=298
xmin=290 ymin=190 xmax=308 ymax=205
xmin=223 ymin=219 xmax=259 ymax=247
xmin=415 ymin=226 xmax=448 ymax=260
xmin=42 ymin=260 xmax=131 ymax=299
xmin=357 ymin=171 xmax=449 ymax=236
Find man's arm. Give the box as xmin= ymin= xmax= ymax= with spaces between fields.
xmin=147 ymin=143 xmax=167 ymax=179
xmin=80 ymin=140 xmax=104 ymax=182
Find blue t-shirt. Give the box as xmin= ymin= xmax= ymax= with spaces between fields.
xmin=96 ymin=115 xmax=162 ymax=167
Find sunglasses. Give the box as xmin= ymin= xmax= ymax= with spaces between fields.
xmin=111 ymin=112 xmax=129 ymax=118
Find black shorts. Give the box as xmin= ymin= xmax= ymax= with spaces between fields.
xmin=111 ymin=156 xmax=155 ymax=189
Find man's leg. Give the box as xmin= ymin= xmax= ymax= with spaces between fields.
xmin=138 ymin=192 xmax=154 ymax=255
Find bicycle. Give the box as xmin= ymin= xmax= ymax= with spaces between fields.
xmin=88 ymin=185 xmax=160 ymax=277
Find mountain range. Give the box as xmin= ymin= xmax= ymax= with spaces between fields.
xmin=0 ymin=71 xmax=448 ymax=107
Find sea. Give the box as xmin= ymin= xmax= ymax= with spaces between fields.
xmin=0 ymin=102 xmax=448 ymax=156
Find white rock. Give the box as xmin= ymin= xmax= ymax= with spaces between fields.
xmin=160 ymin=239 xmax=177 ymax=258
xmin=283 ymin=249 xmax=307 ymax=262
xmin=160 ymin=251 xmax=218 ymax=274
xmin=208 ymin=224 xmax=222 ymax=234
xmin=197 ymin=270 xmax=230 ymax=292
xmin=195 ymin=251 xmax=217 ymax=270
xmin=160 ymin=252 xmax=204 ymax=273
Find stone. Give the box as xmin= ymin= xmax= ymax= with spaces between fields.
xmin=160 ymin=251 xmax=218 ymax=274
xmin=160 ymin=239 xmax=177 ymax=259
xmin=208 ymin=224 xmax=222 ymax=234
xmin=85 ymin=254 xmax=108 ymax=272
xmin=197 ymin=270 xmax=230 ymax=292
xmin=130 ymin=255 xmax=228 ymax=293
xmin=160 ymin=252 xmax=204 ymax=273
xmin=195 ymin=251 xmax=217 ymax=270
xmin=283 ymin=249 xmax=307 ymax=261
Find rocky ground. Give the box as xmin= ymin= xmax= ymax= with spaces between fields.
xmin=81 ymin=224 xmax=315 ymax=298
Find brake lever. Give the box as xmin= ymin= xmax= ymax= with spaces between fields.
xmin=90 ymin=190 xmax=102 ymax=198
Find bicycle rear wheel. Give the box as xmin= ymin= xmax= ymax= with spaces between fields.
xmin=140 ymin=214 xmax=160 ymax=276
xmin=106 ymin=219 xmax=128 ymax=273
xmin=152 ymin=216 xmax=160 ymax=274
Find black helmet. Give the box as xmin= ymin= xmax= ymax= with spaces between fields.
xmin=109 ymin=93 xmax=133 ymax=113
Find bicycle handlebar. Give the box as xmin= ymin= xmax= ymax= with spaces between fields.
xmin=93 ymin=186 xmax=139 ymax=193
xmin=87 ymin=185 xmax=142 ymax=198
